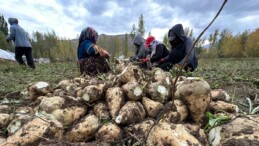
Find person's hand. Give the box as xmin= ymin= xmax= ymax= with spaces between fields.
xmin=160 ymin=58 xmax=165 ymax=63
xmin=130 ymin=57 xmax=140 ymax=62
xmin=100 ymin=49 xmax=110 ymax=57
xmin=139 ymin=58 xmax=150 ymax=64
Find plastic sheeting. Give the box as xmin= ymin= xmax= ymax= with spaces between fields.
xmin=0 ymin=49 xmax=15 ymax=61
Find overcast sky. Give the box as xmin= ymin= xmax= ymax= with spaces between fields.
xmin=1 ymin=0 xmax=259 ymax=41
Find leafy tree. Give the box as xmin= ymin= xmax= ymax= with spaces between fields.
xmin=217 ymin=29 xmax=229 ymax=57
xmin=31 ymin=30 xmax=76 ymax=62
xmin=0 ymin=31 xmax=13 ymax=51
xmin=0 ymin=15 xmax=8 ymax=36
xmin=192 ymin=27 xmax=259 ymax=58
xmin=246 ymin=28 xmax=259 ymax=57
xmin=221 ymin=30 xmax=235 ymax=57
xmin=115 ymin=37 xmax=121 ymax=57
xmin=138 ymin=14 xmax=145 ymax=37
xmin=184 ymin=27 xmax=193 ymax=38
xmin=130 ymin=24 xmax=137 ymax=40
xmin=209 ymin=29 xmax=219 ymax=50
xmin=239 ymin=30 xmax=250 ymax=57
xmin=108 ymin=37 xmax=120 ymax=61
xmin=208 ymin=34 xmax=213 ymax=49
xmin=31 ymin=31 xmax=46 ymax=58
xmin=148 ymin=32 xmax=151 ymax=37
xmin=213 ymin=29 xmax=219 ymax=45
xmin=124 ymin=33 xmax=129 ymax=58
xmin=195 ymin=37 xmax=206 ymax=55
xmin=44 ymin=31 xmax=58 ymax=61
xmin=0 ymin=14 xmax=13 ymax=51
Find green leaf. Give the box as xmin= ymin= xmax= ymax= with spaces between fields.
xmin=246 ymin=97 xmax=253 ymax=114
xmin=209 ymin=118 xmax=219 ymax=126
xmin=251 ymin=106 xmax=259 ymax=115
xmin=206 ymin=112 xmax=215 ymax=119
xmin=205 ymin=112 xmax=231 ymax=131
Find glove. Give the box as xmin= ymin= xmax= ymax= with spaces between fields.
xmin=6 ymin=39 xmax=10 ymax=43
xmin=129 ymin=57 xmax=139 ymax=62
xmin=140 ymin=58 xmax=150 ymax=63
xmin=160 ymin=58 xmax=165 ymax=63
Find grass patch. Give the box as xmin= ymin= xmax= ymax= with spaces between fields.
xmin=0 ymin=62 xmax=78 ymax=96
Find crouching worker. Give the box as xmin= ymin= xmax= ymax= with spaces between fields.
xmin=77 ymin=27 xmax=110 ymax=75
xmin=129 ymin=34 xmax=148 ymax=62
xmin=160 ymin=24 xmax=198 ymax=72
xmin=140 ymin=36 xmax=169 ymax=69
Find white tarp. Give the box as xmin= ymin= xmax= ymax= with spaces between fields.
xmin=0 ymin=49 xmax=15 ymax=61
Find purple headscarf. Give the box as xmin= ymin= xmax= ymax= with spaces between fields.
xmin=78 ymin=27 xmax=98 ymax=45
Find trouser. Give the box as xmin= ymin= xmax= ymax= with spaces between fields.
xmin=159 ymin=62 xmax=174 ymax=71
xmin=15 ymin=47 xmax=35 ymax=69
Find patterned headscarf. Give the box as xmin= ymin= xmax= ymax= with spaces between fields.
xmin=78 ymin=27 xmax=98 ymax=46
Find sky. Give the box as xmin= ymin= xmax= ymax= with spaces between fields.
xmin=1 ymin=0 xmax=259 ymax=41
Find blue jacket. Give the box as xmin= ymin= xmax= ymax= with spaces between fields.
xmin=6 ymin=19 xmax=32 ymax=47
xmin=77 ymin=39 xmax=96 ymax=60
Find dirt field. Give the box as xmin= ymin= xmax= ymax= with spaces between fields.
xmin=192 ymin=58 xmax=259 ymax=112
xmin=0 ymin=58 xmax=258 ymax=112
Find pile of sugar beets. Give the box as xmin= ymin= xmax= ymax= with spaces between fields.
xmin=0 ymin=62 xmax=259 ymax=146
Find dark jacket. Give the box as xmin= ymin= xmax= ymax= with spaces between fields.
xmin=130 ymin=35 xmax=148 ymax=61
xmin=150 ymin=43 xmax=169 ymax=63
xmin=164 ymin=24 xmax=198 ymax=71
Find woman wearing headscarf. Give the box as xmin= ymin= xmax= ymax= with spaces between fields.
xmin=139 ymin=36 xmax=169 ymax=68
xmin=129 ymin=34 xmax=148 ymax=62
xmin=77 ymin=27 xmax=110 ymax=75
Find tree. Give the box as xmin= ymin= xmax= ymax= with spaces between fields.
xmin=0 ymin=31 xmax=13 ymax=51
xmin=0 ymin=14 xmax=12 ymax=51
xmin=137 ymin=14 xmax=145 ymax=37
xmin=0 ymin=15 xmax=8 ymax=36
xmin=184 ymin=27 xmax=193 ymax=38
xmin=212 ymin=29 xmax=219 ymax=47
xmin=130 ymin=24 xmax=137 ymax=40
xmin=31 ymin=31 xmax=46 ymax=58
xmin=220 ymin=30 xmax=235 ymax=57
xmin=246 ymin=28 xmax=259 ymax=57
xmin=239 ymin=30 xmax=249 ymax=57
xmin=195 ymin=37 xmax=206 ymax=55
xmin=115 ymin=37 xmax=121 ymax=57
xmin=124 ymin=33 xmax=129 ymax=58
xmin=217 ymin=29 xmax=229 ymax=57
xmin=209 ymin=29 xmax=219 ymax=50
xmin=148 ymin=32 xmax=151 ymax=37
xmin=31 ymin=30 xmax=76 ymax=62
